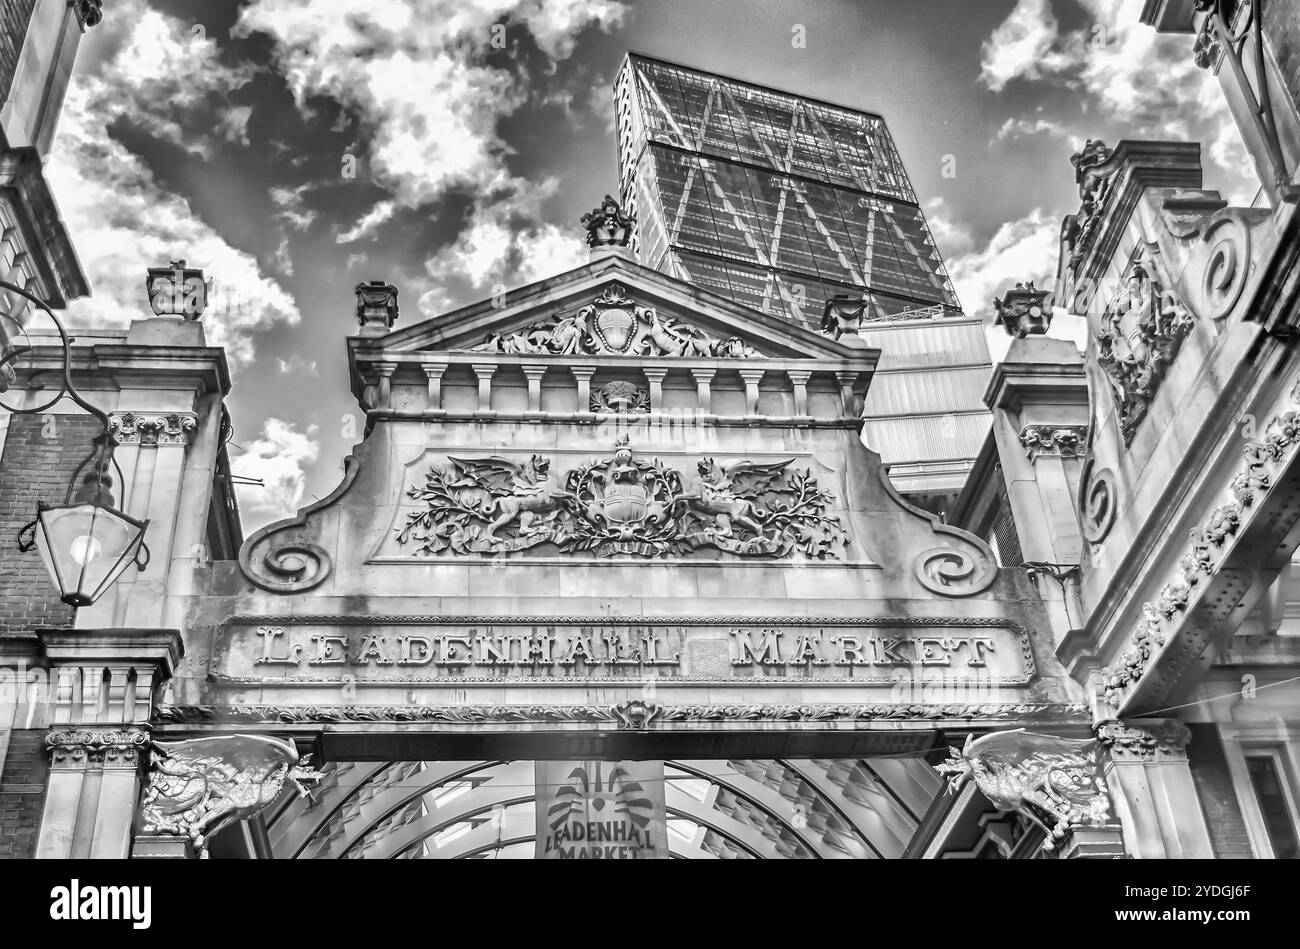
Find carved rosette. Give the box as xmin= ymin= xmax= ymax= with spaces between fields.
xmin=934 ymin=729 xmax=1112 ymax=851
xmin=46 ymin=727 xmax=150 ymax=770
xmin=1101 ymin=379 xmax=1300 ymax=709
xmin=1020 ymin=424 xmax=1087 ymax=462
xmin=1095 ymin=720 xmax=1191 ymax=763
xmin=472 ymin=282 xmax=755 ymax=358
xmin=139 ymin=735 xmax=319 ymax=857
xmin=108 ymin=411 xmax=198 ymax=447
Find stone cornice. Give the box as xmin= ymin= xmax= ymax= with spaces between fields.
xmin=0 ymin=146 xmax=90 ymax=306
xmin=38 ymin=628 xmax=184 ymax=679
xmin=13 ymin=343 xmax=231 ymax=397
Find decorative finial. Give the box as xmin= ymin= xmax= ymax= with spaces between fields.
xmin=73 ymin=1 xmax=104 ymax=29
xmin=1069 ymin=139 xmax=1111 ymax=183
xmin=355 ymin=281 xmax=399 ymax=332
xmin=993 ymin=281 xmax=1052 ymax=338
xmin=146 ymin=260 xmax=208 ymax=320
xmin=581 ymin=194 xmax=636 ymax=248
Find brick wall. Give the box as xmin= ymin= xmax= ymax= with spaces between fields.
xmin=0 ymin=730 xmax=47 ymax=859
xmin=0 ymin=413 xmax=101 ymax=634
xmin=1187 ymin=723 xmax=1254 ymax=859
xmin=1265 ymin=1 xmax=1300 ymax=123
xmin=0 ymin=0 xmax=36 ymax=107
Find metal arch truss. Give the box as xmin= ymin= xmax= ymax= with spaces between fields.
xmin=263 ymin=756 xmax=946 ymax=860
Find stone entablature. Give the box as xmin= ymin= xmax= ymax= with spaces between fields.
xmin=352 ymin=350 xmax=872 ymax=423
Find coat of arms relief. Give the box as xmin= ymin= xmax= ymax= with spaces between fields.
xmin=472 ymin=282 xmax=754 ymax=358
xmin=395 ymin=437 xmax=846 ymax=559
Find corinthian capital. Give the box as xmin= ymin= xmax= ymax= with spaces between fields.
xmin=108 ymin=411 xmax=198 ymax=447
xmin=1095 ymin=719 xmax=1191 ymax=762
xmin=46 ymin=726 xmax=150 ymax=770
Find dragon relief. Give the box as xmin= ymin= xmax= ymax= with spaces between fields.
xmin=396 ymin=436 xmax=846 ymax=559
xmin=139 ymin=735 xmax=319 ymax=857
xmin=935 ymin=729 xmax=1112 ymax=852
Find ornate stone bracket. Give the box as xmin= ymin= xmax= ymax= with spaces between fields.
xmin=878 ymin=466 xmax=997 ymax=596
xmin=1101 ymin=378 xmax=1300 ymax=708
xmin=1020 ymin=424 xmax=1087 ymax=462
xmin=108 ymin=411 xmax=198 ymax=447
xmin=138 ymin=735 xmax=320 ymax=858
xmin=934 ymin=728 xmax=1112 ymax=852
xmin=238 ymin=453 xmax=361 ymax=593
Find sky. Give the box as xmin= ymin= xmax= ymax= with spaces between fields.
xmin=47 ymin=0 xmax=1256 ymax=531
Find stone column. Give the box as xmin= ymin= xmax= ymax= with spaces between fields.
xmin=643 ymin=367 xmax=669 ymax=414
xmin=471 ymin=363 xmax=497 ymax=416
xmin=690 ymin=368 xmax=715 ymax=417
xmin=522 ymin=364 xmax=547 ymax=416
xmin=32 ymin=628 xmax=182 ymax=860
xmin=1096 ymin=718 xmax=1214 ymax=859
xmin=422 ymin=364 xmax=446 ymax=413
xmin=571 ymin=366 xmax=596 ymax=414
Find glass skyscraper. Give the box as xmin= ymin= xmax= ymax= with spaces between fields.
xmin=615 ymin=53 xmax=992 ymax=507
xmin=614 ymin=53 xmax=960 ymax=327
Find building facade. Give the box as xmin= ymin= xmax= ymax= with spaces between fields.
xmin=615 ymin=54 xmax=993 ymax=505
xmin=0 ymin=3 xmax=1299 ymax=860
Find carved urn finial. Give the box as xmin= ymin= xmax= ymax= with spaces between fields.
xmin=822 ymin=294 xmax=868 ymax=341
xmin=581 ymin=194 xmax=636 ymax=255
xmin=994 ymin=281 xmax=1052 ymax=338
xmin=356 ymin=280 xmax=399 ymax=333
xmin=146 ymin=260 xmax=208 ymax=320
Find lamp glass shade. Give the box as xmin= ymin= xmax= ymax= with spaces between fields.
xmin=32 ymin=503 xmax=147 ymax=607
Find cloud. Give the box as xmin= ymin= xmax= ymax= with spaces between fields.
xmin=236 ymin=0 xmax=627 ymax=303
xmin=944 ymin=207 xmax=1060 ymax=320
xmin=47 ymin=0 xmax=301 ymax=368
xmin=979 ymin=0 xmax=1255 ymax=203
xmin=979 ymin=0 xmax=1065 ymax=92
xmin=923 ymin=197 xmax=976 ymax=259
xmin=230 ymin=417 xmax=321 ymax=525
xmin=337 ymin=200 xmax=397 ymax=244
xmin=269 ymin=184 xmax=319 ymax=231
xmin=994 ymin=115 xmax=1070 ymax=143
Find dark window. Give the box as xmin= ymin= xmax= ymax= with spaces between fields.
xmin=1245 ymin=754 xmax=1299 ymax=858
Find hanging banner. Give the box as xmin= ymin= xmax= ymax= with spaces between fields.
xmin=535 ymin=760 xmax=668 ymax=859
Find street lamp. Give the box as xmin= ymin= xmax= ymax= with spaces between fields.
xmin=1 ymin=279 xmax=149 ymax=607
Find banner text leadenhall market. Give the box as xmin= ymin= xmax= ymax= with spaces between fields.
xmin=245 ymin=624 xmax=1007 ymax=671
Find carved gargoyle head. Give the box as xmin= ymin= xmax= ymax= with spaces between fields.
xmin=697 ymin=458 xmax=721 ymax=482
xmin=528 ymin=455 xmax=551 ymax=478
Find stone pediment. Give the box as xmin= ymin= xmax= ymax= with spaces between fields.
xmin=362 ymin=255 xmax=866 ymax=362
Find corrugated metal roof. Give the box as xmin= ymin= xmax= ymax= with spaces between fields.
xmin=862 ymin=412 xmax=992 ymax=464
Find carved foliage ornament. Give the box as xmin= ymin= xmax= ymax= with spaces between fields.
xmin=154 ymin=702 xmax=1088 ymax=726
xmin=473 ymin=282 xmax=755 ymax=358
xmin=1095 ymin=252 xmax=1194 ymax=443
xmin=108 ymin=411 xmax=198 ymax=447
xmin=1102 ymin=380 xmax=1300 ymax=708
xmin=396 ymin=436 xmax=846 ymax=560
xmin=1060 ymin=139 xmax=1116 ymax=280
xmin=139 ymin=735 xmax=319 ymax=857
xmin=935 ymin=729 xmax=1111 ymax=851
xmin=1020 ymin=425 xmax=1087 ymax=462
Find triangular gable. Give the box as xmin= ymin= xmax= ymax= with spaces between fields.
xmin=368 ymin=255 xmax=864 ymax=361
